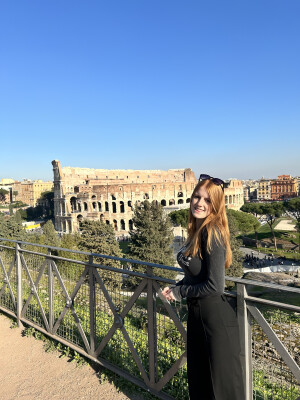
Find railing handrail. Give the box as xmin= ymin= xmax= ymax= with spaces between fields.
xmin=1 ymin=236 xmax=300 ymax=295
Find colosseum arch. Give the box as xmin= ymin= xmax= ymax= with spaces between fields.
xmin=178 ymin=199 xmax=184 ymax=204
xmin=98 ymin=202 xmax=102 ymax=212
xmin=169 ymin=199 xmax=175 ymax=206
xmin=161 ymin=199 xmax=166 ymax=206
xmin=113 ymin=219 xmax=118 ymax=230
xmin=120 ymin=219 xmax=125 ymax=230
xmin=120 ymin=201 xmax=125 ymax=213
xmin=129 ymin=220 xmax=133 ymax=230
xmin=70 ymin=197 xmax=77 ymax=212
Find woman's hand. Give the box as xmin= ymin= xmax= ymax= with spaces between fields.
xmin=161 ymin=286 xmax=176 ymax=302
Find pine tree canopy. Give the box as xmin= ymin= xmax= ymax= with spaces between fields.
xmin=78 ymin=219 xmax=123 ymax=289
xmin=128 ymin=201 xmax=176 ymax=285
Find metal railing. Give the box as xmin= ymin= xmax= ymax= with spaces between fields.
xmin=0 ymin=237 xmax=299 ymax=400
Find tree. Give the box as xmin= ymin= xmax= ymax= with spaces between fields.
xmin=14 ymin=210 xmax=22 ymax=224
xmin=128 ymin=201 xmax=176 ymax=286
xmin=40 ymin=191 xmax=54 ymax=219
xmin=260 ymin=203 xmax=284 ymax=251
xmin=42 ymin=220 xmax=60 ymax=248
xmin=242 ymin=202 xmax=284 ymax=250
xmin=169 ymin=208 xmax=189 ymax=228
xmin=240 ymin=202 xmax=263 ymax=218
xmin=0 ymin=188 xmax=9 ymax=203
xmin=225 ymin=211 xmax=244 ymax=287
xmin=227 ymin=209 xmax=260 ymax=247
xmin=0 ymin=213 xmax=26 ymax=241
xmin=78 ymin=220 xmax=123 ymax=289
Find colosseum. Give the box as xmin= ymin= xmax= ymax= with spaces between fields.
xmin=52 ymin=160 xmax=244 ymax=234
xmin=52 ymin=160 xmax=198 ymax=234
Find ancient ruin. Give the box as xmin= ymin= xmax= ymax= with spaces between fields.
xmin=52 ymin=160 xmax=198 ymax=234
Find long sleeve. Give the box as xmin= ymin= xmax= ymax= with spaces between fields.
xmin=171 ymin=233 xmax=226 ymax=301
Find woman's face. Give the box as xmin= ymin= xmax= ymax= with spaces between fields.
xmin=191 ymin=185 xmax=212 ymax=220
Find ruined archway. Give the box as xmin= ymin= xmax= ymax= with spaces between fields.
xmin=70 ymin=197 xmax=77 ymax=212
xmin=113 ymin=219 xmax=118 ymax=231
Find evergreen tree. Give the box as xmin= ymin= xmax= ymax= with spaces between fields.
xmin=42 ymin=220 xmax=60 ymax=248
xmin=226 ymin=210 xmax=244 ymax=286
xmin=78 ymin=220 xmax=123 ymax=289
xmin=14 ymin=210 xmax=22 ymax=224
xmin=128 ymin=201 xmax=176 ymax=285
xmin=0 ymin=213 xmax=26 ymax=241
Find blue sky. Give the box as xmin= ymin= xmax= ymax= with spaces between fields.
xmin=1 ymin=1 xmax=299 ymax=181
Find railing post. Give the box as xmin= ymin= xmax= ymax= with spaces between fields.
xmin=147 ymin=265 xmax=158 ymax=387
xmin=16 ymin=243 xmax=22 ymax=327
xmin=89 ymin=255 xmax=96 ymax=356
xmin=237 ymin=283 xmax=253 ymax=400
xmin=48 ymin=249 xmax=54 ymax=334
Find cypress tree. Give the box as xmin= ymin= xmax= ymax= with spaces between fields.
xmin=128 ymin=201 xmax=176 ymax=285
xmin=42 ymin=220 xmax=60 ymax=248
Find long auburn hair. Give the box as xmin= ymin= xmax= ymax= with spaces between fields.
xmin=184 ymin=179 xmax=232 ymax=268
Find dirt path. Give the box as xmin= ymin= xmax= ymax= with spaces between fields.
xmin=0 ymin=313 xmax=145 ymax=400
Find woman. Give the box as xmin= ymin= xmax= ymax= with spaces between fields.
xmin=162 ymin=174 xmax=245 ymax=400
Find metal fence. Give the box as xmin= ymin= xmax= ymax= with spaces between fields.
xmin=0 ymin=237 xmax=299 ymax=400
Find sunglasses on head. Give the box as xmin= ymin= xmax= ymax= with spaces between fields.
xmin=199 ymin=174 xmax=224 ymax=190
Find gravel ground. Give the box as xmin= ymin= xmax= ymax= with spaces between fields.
xmin=275 ymin=219 xmax=297 ymax=231
xmin=0 ymin=313 xmax=147 ymax=400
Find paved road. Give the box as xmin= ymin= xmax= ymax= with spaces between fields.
xmin=240 ymin=247 xmax=300 ymax=269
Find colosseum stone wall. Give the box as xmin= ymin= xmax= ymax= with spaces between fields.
xmin=52 ymin=160 xmax=198 ymax=234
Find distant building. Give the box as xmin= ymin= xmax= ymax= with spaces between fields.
xmin=0 ymin=178 xmax=14 ymax=185
xmin=243 ymin=184 xmax=258 ymax=202
xmin=13 ymin=180 xmax=53 ymax=206
xmin=271 ymin=175 xmax=297 ymax=200
xmin=257 ymin=178 xmax=272 ymax=201
xmin=224 ymin=180 xmax=244 ymax=210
